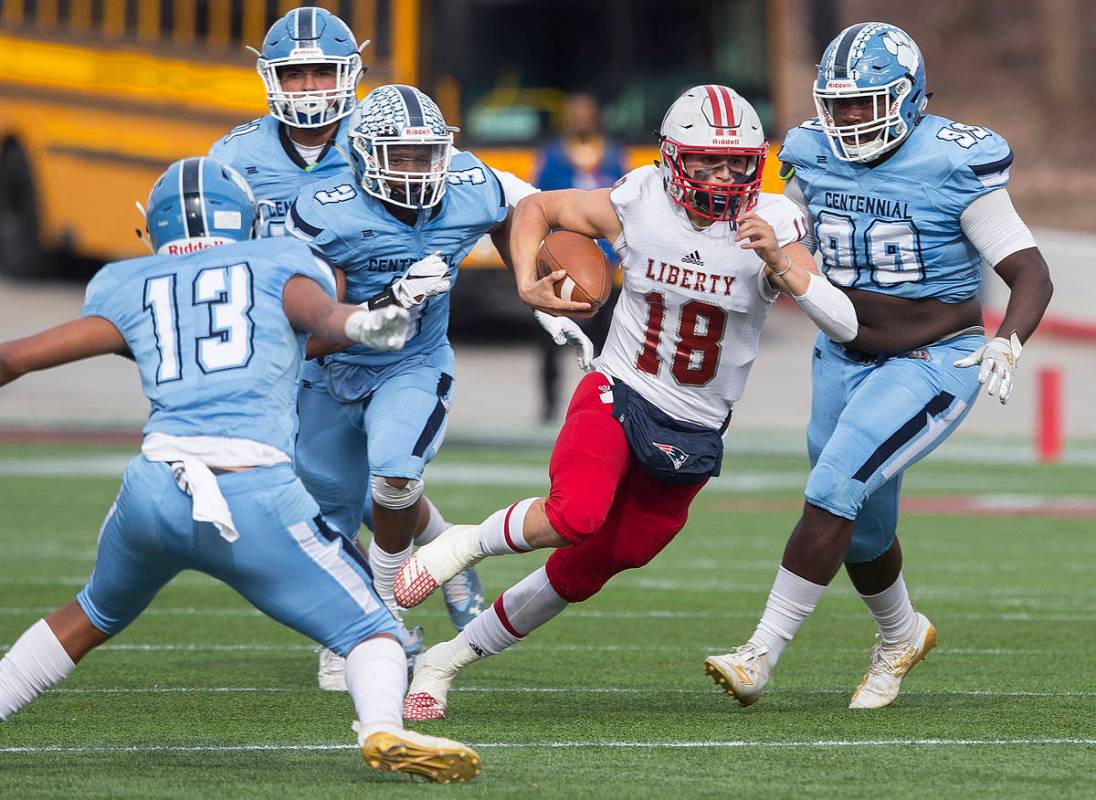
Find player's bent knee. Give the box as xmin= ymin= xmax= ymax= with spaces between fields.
xmin=543 ymin=496 xmax=608 ymax=542
xmin=370 ymin=475 xmax=424 ymax=511
xmin=804 ymin=461 xmax=863 ymax=521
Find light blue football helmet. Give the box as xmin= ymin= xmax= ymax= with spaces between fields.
xmin=252 ymin=6 xmax=366 ymax=128
xmin=347 ymin=85 xmax=457 ymax=210
xmin=144 ymin=157 xmax=258 ymax=255
xmin=814 ymin=22 xmax=928 ymax=162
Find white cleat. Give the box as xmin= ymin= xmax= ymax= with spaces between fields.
xmin=402 ymin=643 xmax=464 ymax=721
xmin=317 ymin=648 xmax=347 ymax=692
xmin=394 ymin=525 xmax=485 ymax=610
xmin=849 ymin=611 xmax=936 ymax=709
xmin=704 ymin=642 xmax=772 ymax=708
xmin=355 ymin=722 xmax=481 ymax=783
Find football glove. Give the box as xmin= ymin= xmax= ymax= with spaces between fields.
xmin=534 ymin=310 xmax=594 ymax=372
xmin=954 ymin=333 xmax=1022 ymax=405
xmin=345 ymin=305 xmax=411 ymax=351
xmin=392 ymin=252 xmax=452 ymax=308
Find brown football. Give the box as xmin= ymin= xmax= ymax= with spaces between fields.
xmin=535 ymin=230 xmax=612 ymax=319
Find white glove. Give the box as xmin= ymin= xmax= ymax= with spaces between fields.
xmin=344 ymin=305 xmax=411 ymax=351
xmin=534 ymin=309 xmax=594 ymax=372
xmin=954 ymin=333 xmax=1022 ymax=405
xmin=391 ymin=252 xmax=451 ymax=308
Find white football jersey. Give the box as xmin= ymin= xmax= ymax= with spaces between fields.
xmin=594 ymin=166 xmax=806 ymax=429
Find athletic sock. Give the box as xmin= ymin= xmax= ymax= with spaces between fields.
xmin=368 ymin=539 xmax=413 ymax=616
xmin=414 ymin=498 xmax=451 ymax=547
xmin=858 ymin=573 xmax=918 ymax=645
xmin=459 ymin=567 xmax=568 ymax=658
xmin=345 ymin=636 xmax=406 ymax=731
xmin=478 ymin=498 xmax=537 ymax=556
xmin=0 ymin=619 xmax=76 ymax=721
xmin=749 ymin=567 xmax=827 ymax=667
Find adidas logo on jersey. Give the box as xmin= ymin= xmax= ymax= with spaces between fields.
xmin=681 ymin=250 xmax=704 ymax=266
xmin=652 ymin=442 xmax=690 ymax=470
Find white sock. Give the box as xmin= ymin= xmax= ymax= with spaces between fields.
xmin=859 ymin=573 xmax=918 ymax=644
xmin=368 ymin=539 xmax=413 ymax=617
xmin=346 ymin=636 xmax=405 ymax=732
xmin=459 ymin=567 xmax=568 ymax=658
xmin=478 ymin=498 xmax=537 ymax=555
xmin=749 ymin=567 xmax=827 ymax=667
xmin=0 ymin=619 xmax=76 ymax=721
xmin=414 ymin=498 xmax=451 ymax=547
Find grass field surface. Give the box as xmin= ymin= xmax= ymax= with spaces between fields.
xmin=0 ymin=441 xmax=1093 ymax=798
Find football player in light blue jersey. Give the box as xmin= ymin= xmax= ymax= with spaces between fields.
xmin=286 ymin=84 xmax=592 ymax=686
xmin=0 ymin=157 xmax=482 ymax=783
xmin=707 ymin=22 xmax=1053 ymax=710
xmin=214 ymin=10 xmax=493 ymax=662
xmin=210 ymin=6 xmax=367 ymax=237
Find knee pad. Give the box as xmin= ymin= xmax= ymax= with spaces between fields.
xmin=370 ymin=475 xmax=424 ymax=511
xmin=803 ymin=461 xmax=863 ymax=521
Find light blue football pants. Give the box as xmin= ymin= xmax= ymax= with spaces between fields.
xmin=76 ymin=458 xmax=395 ymax=656
xmin=294 ymin=347 xmax=455 ymax=539
xmin=805 ymin=331 xmax=984 ymax=563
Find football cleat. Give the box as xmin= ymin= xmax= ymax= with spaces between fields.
xmin=394 ymin=524 xmax=484 ymax=609
xmin=442 ymin=567 xmax=486 ymax=631
xmin=356 ymin=722 xmax=481 ymax=783
xmin=317 ymin=648 xmax=347 ymax=692
xmin=704 ymin=642 xmax=772 ymax=707
xmin=402 ymin=642 xmax=463 ymax=721
xmin=849 ymin=611 xmax=936 ymax=709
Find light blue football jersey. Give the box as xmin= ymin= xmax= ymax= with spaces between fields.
xmin=82 ymin=238 xmax=336 ymax=454
xmin=209 ymin=115 xmax=351 ymax=237
xmin=286 ymin=150 xmax=508 ymax=370
xmin=780 ymin=113 xmax=1013 ymax=302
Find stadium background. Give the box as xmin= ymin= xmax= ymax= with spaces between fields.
xmin=0 ymin=2 xmax=1093 ymax=797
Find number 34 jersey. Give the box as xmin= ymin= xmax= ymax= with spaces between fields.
xmin=779 ymin=113 xmax=1013 ymax=303
xmin=82 ymin=239 xmax=336 ymax=455
xmin=594 ymin=165 xmax=806 ymax=430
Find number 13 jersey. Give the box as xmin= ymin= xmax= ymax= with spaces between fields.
xmin=594 ymin=165 xmax=806 ymax=430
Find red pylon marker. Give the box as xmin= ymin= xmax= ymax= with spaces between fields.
xmin=1036 ymin=367 xmax=1063 ymax=463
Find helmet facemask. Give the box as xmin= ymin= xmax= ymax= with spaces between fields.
xmin=814 ymin=77 xmax=914 ymax=163
xmin=257 ymin=52 xmax=362 ymax=128
xmin=660 ymin=139 xmax=767 ymax=223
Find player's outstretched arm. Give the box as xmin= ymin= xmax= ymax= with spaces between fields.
xmin=0 ymin=317 xmax=128 ymax=388
xmin=283 ymin=275 xmax=410 ymax=352
xmin=510 ymin=189 xmax=622 ymax=314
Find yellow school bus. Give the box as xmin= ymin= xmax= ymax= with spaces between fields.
xmin=0 ymin=0 xmax=779 ymax=277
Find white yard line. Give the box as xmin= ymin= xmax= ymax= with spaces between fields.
xmin=2 ymin=738 xmax=1094 ymax=755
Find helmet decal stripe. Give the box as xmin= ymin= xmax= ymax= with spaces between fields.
xmin=395 ymin=84 xmax=424 ymax=127
xmin=717 ymin=86 xmax=738 ymax=128
xmin=298 ymin=7 xmax=315 ymax=42
xmin=181 ymin=158 xmax=205 ymax=239
xmin=704 ymin=85 xmax=724 ymax=131
xmin=833 ymin=22 xmax=869 ymax=78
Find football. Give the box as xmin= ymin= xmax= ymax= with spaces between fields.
xmin=536 ymin=230 xmax=612 ymax=318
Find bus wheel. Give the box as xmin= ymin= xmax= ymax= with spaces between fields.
xmin=0 ymin=140 xmax=48 ymax=278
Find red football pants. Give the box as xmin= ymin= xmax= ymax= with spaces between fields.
xmin=543 ymin=371 xmax=708 ymax=603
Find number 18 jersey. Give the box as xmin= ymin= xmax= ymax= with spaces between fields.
xmin=594 ymin=166 xmax=806 ymax=430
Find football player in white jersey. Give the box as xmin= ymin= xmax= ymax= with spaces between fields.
xmin=385 ymin=85 xmax=860 ymax=720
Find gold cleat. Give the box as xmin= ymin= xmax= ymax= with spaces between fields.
xmin=704 ymin=643 xmax=771 ymax=708
xmin=360 ymin=727 xmax=482 ymax=784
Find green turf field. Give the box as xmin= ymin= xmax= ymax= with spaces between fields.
xmin=1 ymin=441 xmax=1094 ymax=798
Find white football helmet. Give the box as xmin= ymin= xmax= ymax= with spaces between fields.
xmin=659 ymin=85 xmax=768 ymax=222
xmin=348 ymin=85 xmax=457 ymax=210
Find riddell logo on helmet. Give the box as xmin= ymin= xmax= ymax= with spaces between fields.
xmin=710 ymin=137 xmax=742 ymax=145
xmin=402 ymin=127 xmax=432 ymax=136
xmin=826 ymin=80 xmax=857 ymax=90
xmin=163 ymin=238 xmax=232 ymax=255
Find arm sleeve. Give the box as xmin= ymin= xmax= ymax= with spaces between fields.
xmin=782 ymin=177 xmax=816 ymax=253
xmin=491 ymin=167 xmax=539 ymax=207
xmin=958 ymin=188 xmax=1037 ymax=267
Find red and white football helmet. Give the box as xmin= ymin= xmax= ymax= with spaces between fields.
xmin=659 ymin=85 xmax=768 ymax=222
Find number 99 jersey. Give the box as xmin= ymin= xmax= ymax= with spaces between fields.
xmin=594 ymin=166 xmax=806 ymax=430
xmin=780 ymin=113 xmax=1013 ymax=302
